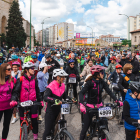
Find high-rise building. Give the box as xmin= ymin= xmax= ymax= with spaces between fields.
xmin=43 ymin=28 xmax=49 ymax=46
xmin=127 ymin=14 xmax=140 ymax=40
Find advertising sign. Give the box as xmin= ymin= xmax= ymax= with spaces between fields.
xmin=76 ymin=33 xmax=95 ymax=38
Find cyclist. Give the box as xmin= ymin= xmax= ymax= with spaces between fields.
xmin=37 ymin=63 xmax=49 ymax=121
xmin=43 ymin=69 xmax=76 ymax=140
xmin=55 ymin=53 xmax=64 ymax=69
xmin=65 ymin=59 xmax=80 ymax=99
xmin=67 ymin=53 xmax=78 ymax=67
xmin=79 ymin=65 xmax=123 ymax=140
xmin=80 ymin=59 xmax=93 ymax=77
xmin=38 ymin=49 xmax=45 ymax=62
xmin=0 ymin=63 xmax=16 ymax=140
xmin=123 ymin=81 xmax=140 ymax=140
xmin=10 ymin=62 xmax=43 ymax=140
xmin=24 ymin=51 xmax=32 ymax=63
xmin=101 ymin=50 xmax=110 ymax=67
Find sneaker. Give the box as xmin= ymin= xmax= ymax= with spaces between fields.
xmin=39 ymin=115 xmax=43 ymax=121
xmin=11 ymin=117 xmax=18 ymax=124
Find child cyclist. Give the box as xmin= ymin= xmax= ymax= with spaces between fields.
xmin=10 ymin=62 xmax=43 ymax=140
xmin=124 ymin=81 xmax=140 ymax=140
xmin=43 ymin=69 xmax=76 ymax=140
xmin=79 ymin=65 xmax=123 ymax=140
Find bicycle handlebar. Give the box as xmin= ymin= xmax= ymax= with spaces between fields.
xmin=17 ymin=101 xmax=41 ymax=108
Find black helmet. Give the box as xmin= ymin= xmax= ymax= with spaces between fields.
xmin=129 ymin=81 xmax=140 ymax=94
xmin=45 ymin=53 xmax=51 ymax=58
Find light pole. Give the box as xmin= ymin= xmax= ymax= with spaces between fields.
xmin=119 ymin=14 xmax=130 ymax=40
xmin=29 ymin=0 xmax=32 ymax=50
xmin=87 ymin=26 xmax=93 ymax=48
xmin=41 ymin=17 xmax=50 ymax=47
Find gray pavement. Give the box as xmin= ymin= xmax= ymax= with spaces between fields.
xmin=0 ymin=95 xmax=126 ymax=140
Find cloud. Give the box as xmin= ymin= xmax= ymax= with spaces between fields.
xmin=74 ymin=1 xmax=85 ymax=13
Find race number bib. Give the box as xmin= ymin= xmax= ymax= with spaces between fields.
xmin=20 ymin=100 xmax=33 ymax=107
xmin=61 ymin=104 xmax=70 ymax=114
xmin=68 ymin=77 xmax=76 ymax=83
xmin=99 ymin=107 xmax=112 ymax=117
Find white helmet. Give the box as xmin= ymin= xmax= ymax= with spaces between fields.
xmin=22 ymin=62 xmax=35 ymax=69
xmin=53 ymin=69 xmax=68 ymax=77
xmin=56 ymin=54 xmax=61 ymax=57
xmin=39 ymin=63 xmax=47 ymax=70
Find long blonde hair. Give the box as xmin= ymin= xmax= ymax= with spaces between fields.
xmin=0 ymin=63 xmax=12 ymax=85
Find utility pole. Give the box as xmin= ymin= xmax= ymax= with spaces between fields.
xmin=29 ymin=0 xmax=32 ymax=50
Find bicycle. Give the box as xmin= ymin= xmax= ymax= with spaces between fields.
xmin=132 ymin=122 xmax=140 ymax=140
xmin=17 ymin=100 xmax=41 ymax=140
xmin=81 ymin=103 xmax=118 ymax=140
xmin=46 ymin=99 xmax=74 ymax=140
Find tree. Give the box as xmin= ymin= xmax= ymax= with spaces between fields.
xmin=121 ymin=40 xmax=131 ymax=47
xmin=6 ymin=1 xmax=26 ymax=49
xmin=0 ymin=33 xmax=6 ymax=47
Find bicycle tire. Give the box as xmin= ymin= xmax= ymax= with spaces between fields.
xmin=101 ymin=129 xmax=112 ymax=140
xmin=54 ymin=129 xmax=74 ymax=140
xmin=21 ymin=124 xmax=28 ymax=140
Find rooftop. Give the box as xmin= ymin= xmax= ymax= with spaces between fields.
xmin=130 ymin=29 xmax=140 ymax=33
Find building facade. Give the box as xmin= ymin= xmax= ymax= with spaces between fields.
xmin=99 ymin=34 xmax=120 ymax=43
xmin=42 ymin=28 xmax=49 ymax=46
xmin=36 ymin=30 xmax=42 ymax=45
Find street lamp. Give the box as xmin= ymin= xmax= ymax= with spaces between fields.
xmin=87 ymin=26 xmax=93 ymax=48
xmin=119 ymin=14 xmax=130 ymax=40
xmin=29 ymin=0 xmax=32 ymax=50
xmin=41 ymin=17 xmax=50 ymax=47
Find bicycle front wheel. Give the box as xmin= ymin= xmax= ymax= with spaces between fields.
xmin=99 ymin=129 xmax=112 ymax=140
xmin=21 ymin=124 xmax=28 ymax=140
xmin=54 ymin=129 xmax=74 ymax=140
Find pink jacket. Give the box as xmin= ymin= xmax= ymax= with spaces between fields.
xmin=20 ymin=76 xmax=36 ymax=102
xmin=0 ymin=78 xmax=16 ymax=111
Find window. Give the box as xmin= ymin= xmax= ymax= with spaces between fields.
xmin=135 ymin=36 xmax=137 ymax=42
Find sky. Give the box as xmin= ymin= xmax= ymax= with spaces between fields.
xmin=19 ymin=0 xmax=140 ymax=38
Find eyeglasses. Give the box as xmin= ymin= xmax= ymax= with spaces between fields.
xmin=6 ymin=68 xmax=12 ymax=71
xmin=129 ymin=68 xmax=133 ymax=70
xmin=70 ymin=64 xmax=74 ymax=65
xmin=30 ymin=67 xmax=35 ymax=70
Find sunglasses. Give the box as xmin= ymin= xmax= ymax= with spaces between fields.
xmin=6 ymin=68 xmax=12 ymax=71
xmin=70 ymin=64 xmax=74 ymax=65
xmin=129 ymin=68 xmax=133 ymax=70
xmin=30 ymin=67 xmax=35 ymax=70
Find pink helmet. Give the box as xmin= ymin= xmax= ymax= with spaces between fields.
xmin=90 ymin=65 xmax=106 ymax=75
xmin=12 ymin=61 xmax=20 ymax=67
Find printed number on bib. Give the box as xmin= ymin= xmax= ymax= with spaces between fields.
xmin=61 ymin=104 xmax=70 ymax=114
xmin=99 ymin=107 xmax=112 ymax=117
xmin=68 ymin=77 xmax=76 ymax=84
xmin=20 ymin=100 xmax=33 ymax=107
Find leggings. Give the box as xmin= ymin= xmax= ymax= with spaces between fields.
xmin=125 ymin=129 xmax=135 ymax=140
xmin=66 ymin=84 xmax=77 ymax=98
xmin=39 ymin=92 xmax=44 ymax=115
xmin=43 ymin=110 xmax=60 ymax=140
xmin=80 ymin=112 xmax=106 ymax=140
xmin=0 ymin=109 xmax=13 ymax=139
xmin=19 ymin=105 xmax=38 ymax=134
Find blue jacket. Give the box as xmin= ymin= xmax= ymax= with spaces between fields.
xmin=125 ymin=89 xmax=140 ymax=131
xmin=38 ymin=53 xmax=45 ymax=62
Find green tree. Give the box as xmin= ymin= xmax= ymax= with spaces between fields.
xmin=121 ymin=40 xmax=131 ymax=47
xmin=6 ymin=0 xmax=26 ymax=49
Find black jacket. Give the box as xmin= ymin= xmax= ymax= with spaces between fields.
xmin=118 ymin=73 xmax=136 ymax=97
xmin=101 ymin=55 xmax=110 ymax=66
xmin=11 ymin=74 xmax=42 ymax=102
xmin=46 ymin=58 xmax=60 ymax=75
xmin=65 ymin=66 xmax=80 ymax=83
xmin=79 ymin=78 xmax=117 ymax=105
xmin=119 ymin=59 xmax=126 ymax=67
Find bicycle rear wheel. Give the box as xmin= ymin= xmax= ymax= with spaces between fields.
xmin=54 ymin=129 xmax=74 ymax=140
xmin=100 ymin=129 xmax=112 ymax=140
xmin=20 ymin=124 xmax=28 ymax=140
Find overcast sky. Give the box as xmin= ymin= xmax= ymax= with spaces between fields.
xmin=19 ymin=0 xmax=140 ymax=38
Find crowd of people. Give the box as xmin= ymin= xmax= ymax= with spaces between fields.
xmin=0 ymin=46 xmax=140 ymax=140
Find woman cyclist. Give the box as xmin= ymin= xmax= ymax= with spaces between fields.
xmin=10 ymin=62 xmax=43 ymax=140
xmin=79 ymin=65 xmax=123 ymax=140
xmin=43 ymin=69 xmax=76 ymax=140
xmin=0 ymin=63 xmax=16 ymax=140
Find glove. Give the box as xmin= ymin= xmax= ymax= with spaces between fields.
xmin=40 ymin=101 xmax=44 ymax=107
xmin=10 ymin=101 xmax=17 ymax=108
xmin=80 ymin=103 xmax=86 ymax=114
xmin=55 ymin=99 xmax=61 ymax=105
xmin=116 ymin=100 xmax=123 ymax=107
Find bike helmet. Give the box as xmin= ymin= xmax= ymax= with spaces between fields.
xmin=96 ymin=58 xmax=101 ymax=62
xmin=39 ymin=63 xmax=48 ymax=70
xmin=12 ymin=61 xmax=20 ymax=67
xmin=56 ymin=54 xmax=61 ymax=57
xmin=53 ymin=69 xmax=68 ymax=77
xmin=68 ymin=59 xmax=75 ymax=64
xmin=22 ymin=62 xmax=35 ymax=69
xmin=90 ymin=65 xmax=106 ymax=75
xmin=11 ymin=55 xmax=18 ymax=60
xmin=31 ymin=55 xmax=37 ymax=59
xmin=27 ymin=51 xmax=31 ymax=54
xmin=22 ymin=51 xmax=25 ymax=54
xmin=45 ymin=53 xmax=51 ymax=58
xmin=110 ymin=56 xmax=116 ymax=61
xmin=129 ymin=81 xmax=140 ymax=95
xmin=116 ymin=64 xmax=122 ymax=69
xmin=0 ymin=53 xmax=3 ymax=57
